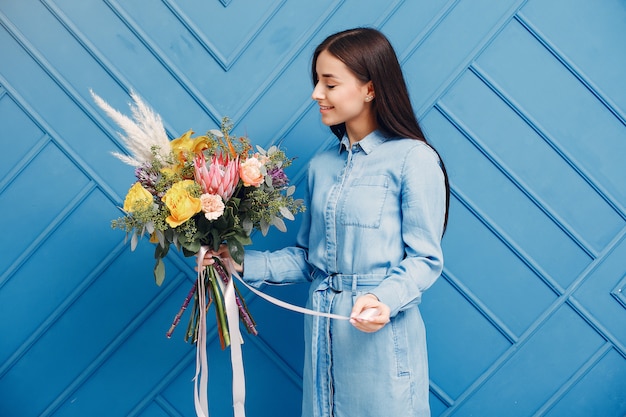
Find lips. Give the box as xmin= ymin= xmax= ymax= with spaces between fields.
xmin=319 ymin=105 xmax=333 ymax=111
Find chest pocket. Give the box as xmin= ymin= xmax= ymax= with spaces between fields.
xmin=339 ymin=175 xmax=389 ymax=228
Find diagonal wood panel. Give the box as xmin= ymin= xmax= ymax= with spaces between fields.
xmin=1 ymin=0 xmax=625 ymax=416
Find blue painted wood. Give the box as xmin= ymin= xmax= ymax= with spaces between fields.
xmin=1 ymin=0 xmax=625 ymax=416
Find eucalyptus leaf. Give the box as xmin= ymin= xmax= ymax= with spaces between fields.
xmin=279 ymin=206 xmax=294 ymax=221
xmin=242 ymin=217 xmax=253 ymax=235
xmin=130 ymin=232 xmax=138 ymax=251
xmin=260 ymin=219 xmax=270 ymax=236
xmin=287 ymin=185 xmax=295 ymax=196
xmin=271 ymin=216 xmax=287 ymax=232
xmin=154 ymin=258 xmax=165 ymax=286
xmin=209 ymin=129 xmax=223 ymax=137
xmin=156 ymin=229 xmax=165 ymax=247
xmin=145 ymin=221 xmax=154 ymax=234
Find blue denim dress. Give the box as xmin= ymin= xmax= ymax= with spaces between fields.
xmin=244 ymin=130 xmax=446 ymax=417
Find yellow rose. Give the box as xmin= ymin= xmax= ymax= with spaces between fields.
xmin=123 ymin=182 xmax=153 ymax=213
xmin=161 ymin=180 xmax=202 ymax=227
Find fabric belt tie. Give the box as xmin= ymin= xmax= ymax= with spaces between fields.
xmin=316 ymin=272 xmax=386 ymax=294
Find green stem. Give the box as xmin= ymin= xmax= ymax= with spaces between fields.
xmin=208 ymin=265 xmax=231 ymax=348
xmin=184 ymin=292 xmax=199 ymax=344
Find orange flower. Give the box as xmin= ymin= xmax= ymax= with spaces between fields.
xmin=239 ymin=156 xmax=265 ymax=187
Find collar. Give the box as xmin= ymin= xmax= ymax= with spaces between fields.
xmin=339 ymin=130 xmax=386 ymax=155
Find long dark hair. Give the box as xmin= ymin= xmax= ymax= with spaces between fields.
xmin=312 ymin=27 xmax=450 ymax=233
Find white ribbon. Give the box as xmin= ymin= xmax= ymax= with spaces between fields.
xmin=193 ymin=245 xmax=210 ymax=417
xmin=193 ymin=247 xmax=248 ymax=417
xmin=226 ymin=263 xmax=350 ymax=321
xmin=192 ymin=248 xmax=350 ymax=417
xmin=216 ymin=260 xmax=246 ymax=417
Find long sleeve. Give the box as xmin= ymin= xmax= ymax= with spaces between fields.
xmin=369 ymin=144 xmax=446 ymax=316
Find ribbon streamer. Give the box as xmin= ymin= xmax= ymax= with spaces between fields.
xmin=224 ymin=260 xmax=350 ymax=321
xmin=192 ymin=249 xmax=351 ymax=417
xmin=192 ymin=247 xmax=249 ymax=417
xmin=216 ymin=261 xmax=246 ymax=417
xmin=193 ymin=245 xmax=210 ymax=417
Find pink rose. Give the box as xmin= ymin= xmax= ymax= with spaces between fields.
xmin=200 ymin=193 xmax=225 ymax=220
xmin=239 ymin=157 xmax=265 ymax=187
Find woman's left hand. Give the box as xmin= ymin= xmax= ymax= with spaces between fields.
xmin=350 ymin=294 xmax=390 ymax=333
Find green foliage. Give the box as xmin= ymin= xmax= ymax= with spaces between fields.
xmin=112 ymin=117 xmax=306 ymax=286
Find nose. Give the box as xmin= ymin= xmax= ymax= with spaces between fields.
xmin=311 ymin=82 xmax=324 ymax=101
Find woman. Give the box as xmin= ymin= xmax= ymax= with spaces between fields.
xmin=205 ymin=27 xmax=449 ymax=417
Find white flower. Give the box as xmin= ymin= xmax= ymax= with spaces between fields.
xmin=91 ymin=89 xmax=171 ymax=167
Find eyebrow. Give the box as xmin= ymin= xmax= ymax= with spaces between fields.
xmin=319 ymin=73 xmax=339 ymax=79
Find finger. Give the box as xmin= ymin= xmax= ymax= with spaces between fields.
xmin=350 ymin=319 xmax=383 ymax=333
xmin=350 ymin=298 xmax=378 ymax=317
xmin=355 ymin=307 xmax=379 ymax=321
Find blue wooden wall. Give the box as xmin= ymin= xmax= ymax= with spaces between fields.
xmin=1 ymin=1 xmax=625 ymax=416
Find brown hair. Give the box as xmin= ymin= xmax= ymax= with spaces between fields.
xmin=312 ymin=27 xmax=450 ymax=232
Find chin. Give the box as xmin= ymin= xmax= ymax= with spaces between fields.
xmin=320 ymin=116 xmax=338 ymax=127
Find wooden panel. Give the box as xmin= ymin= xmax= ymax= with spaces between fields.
xmin=474 ymin=17 xmax=626 ymax=212
xmin=1 ymin=0 xmax=625 ymax=416
xmin=453 ymin=305 xmax=606 ymax=416
xmin=440 ymin=70 xmax=623 ymax=254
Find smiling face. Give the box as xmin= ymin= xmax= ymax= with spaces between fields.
xmin=312 ymin=50 xmax=377 ymax=143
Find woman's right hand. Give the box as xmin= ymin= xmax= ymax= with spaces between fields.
xmin=195 ymin=244 xmax=244 ymax=273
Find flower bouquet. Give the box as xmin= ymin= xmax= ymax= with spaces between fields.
xmin=92 ymin=90 xmax=305 ymax=350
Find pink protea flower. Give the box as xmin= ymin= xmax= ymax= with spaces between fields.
xmin=194 ymin=152 xmax=240 ymax=201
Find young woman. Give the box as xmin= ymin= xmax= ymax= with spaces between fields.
xmin=204 ymin=27 xmax=449 ymax=417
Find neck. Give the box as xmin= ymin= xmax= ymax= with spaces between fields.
xmin=346 ymin=118 xmax=378 ymax=146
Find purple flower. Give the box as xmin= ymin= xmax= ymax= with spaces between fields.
xmin=135 ymin=163 xmax=160 ymax=195
xmin=268 ymin=167 xmax=289 ymax=188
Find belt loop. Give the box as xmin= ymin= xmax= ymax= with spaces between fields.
xmin=329 ymin=273 xmax=341 ymax=292
xmin=351 ymin=274 xmax=358 ymax=296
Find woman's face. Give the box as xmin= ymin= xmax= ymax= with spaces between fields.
xmin=312 ymin=50 xmax=375 ymax=140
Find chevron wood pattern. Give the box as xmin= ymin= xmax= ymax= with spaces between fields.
xmin=1 ymin=0 xmax=625 ymax=416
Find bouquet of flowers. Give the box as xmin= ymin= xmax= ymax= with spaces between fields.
xmin=92 ymin=90 xmax=305 ymax=349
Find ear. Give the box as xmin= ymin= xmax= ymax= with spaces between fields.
xmin=366 ymin=81 xmax=375 ymax=99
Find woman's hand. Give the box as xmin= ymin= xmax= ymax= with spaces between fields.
xmin=194 ymin=244 xmax=243 ymax=273
xmin=350 ymin=294 xmax=390 ymax=333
